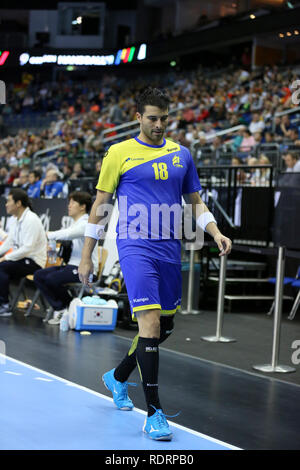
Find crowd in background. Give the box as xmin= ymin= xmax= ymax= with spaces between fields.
xmin=0 ymin=63 xmax=300 ymax=198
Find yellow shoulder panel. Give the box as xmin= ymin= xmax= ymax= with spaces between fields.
xmin=96 ymin=138 xmax=182 ymax=189
xmin=120 ymin=138 xmax=181 ymax=175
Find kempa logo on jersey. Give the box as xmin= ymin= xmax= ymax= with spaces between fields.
xmin=172 ymin=155 xmax=183 ymax=168
xmin=167 ymin=147 xmax=178 ymax=152
xmin=133 ymin=297 xmax=149 ymax=303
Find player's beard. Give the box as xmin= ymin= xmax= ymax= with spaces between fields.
xmin=143 ymin=126 xmax=165 ymax=145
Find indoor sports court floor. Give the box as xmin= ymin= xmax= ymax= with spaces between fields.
xmin=1 ymin=308 xmax=300 ymax=450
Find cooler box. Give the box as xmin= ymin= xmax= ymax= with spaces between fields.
xmin=68 ymin=298 xmax=118 ymax=331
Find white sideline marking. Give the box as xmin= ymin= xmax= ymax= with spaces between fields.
xmin=0 ymin=353 xmax=240 ymax=450
xmin=34 ymin=377 xmax=53 ymax=382
xmin=4 ymin=371 xmax=22 ymax=376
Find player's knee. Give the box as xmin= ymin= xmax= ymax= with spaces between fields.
xmin=137 ymin=309 xmax=160 ymax=338
xmin=159 ymin=316 xmax=174 ymax=344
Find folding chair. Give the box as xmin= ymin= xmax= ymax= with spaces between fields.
xmin=10 ymin=252 xmax=63 ymax=317
xmin=63 ymin=246 xmax=108 ymax=300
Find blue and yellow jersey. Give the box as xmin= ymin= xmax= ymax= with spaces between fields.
xmin=96 ymin=136 xmax=201 ymax=263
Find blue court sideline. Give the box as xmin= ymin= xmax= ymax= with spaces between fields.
xmin=0 ymin=354 xmax=239 ymax=450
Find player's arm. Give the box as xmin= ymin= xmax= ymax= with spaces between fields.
xmin=183 ymin=191 xmax=232 ymax=256
xmin=78 ymin=189 xmax=113 ymax=285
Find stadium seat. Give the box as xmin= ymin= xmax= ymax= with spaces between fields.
xmin=10 ymin=250 xmax=63 ymax=318
xmin=43 ymin=247 xmax=109 ymax=323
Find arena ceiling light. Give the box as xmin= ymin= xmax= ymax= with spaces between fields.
xmin=72 ymin=16 xmax=82 ymax=25
xmin=238 ymin=8 xmax=269 ymax=21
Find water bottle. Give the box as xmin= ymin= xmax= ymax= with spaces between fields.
xmin=60 ymin=311 xmax=69 ymax=331
xmin=47 ymin=240 xmax=57 ymax=264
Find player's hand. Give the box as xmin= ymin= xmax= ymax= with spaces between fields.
xmin=214 ymin=233 xmax=232 ymax=256
xmin=78 ymin=258 xmax=94 ymax=286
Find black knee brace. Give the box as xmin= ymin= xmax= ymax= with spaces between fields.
xmin=159 ymin=315 xmax=175 ymax=345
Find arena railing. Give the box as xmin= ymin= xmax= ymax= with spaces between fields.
xmin=254 ymin=143 xmax=281 ymax=168
xmin=190 ymin=125 xmax=245 ymax=162
xmin=272 ymin=106 xmax=300 ymax=132
xmin=32 ymin=140 xmax=79 ymax=168
xmin=197 ymin=164 xmax=274 ymax=245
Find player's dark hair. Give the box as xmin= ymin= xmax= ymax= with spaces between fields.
xmin=69 ymin=191 xmax=93 ymax=213
xmin=136 ymin=87 xmax=170 ymax=114
xmin=9 ymin=188 xmax=33 ymax=211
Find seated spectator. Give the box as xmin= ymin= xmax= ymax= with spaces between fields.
xmin=27 ymin=170 xmax=42 ymax=198
xmin=288 ymin=128 xmax=300 ymax=147
xmin=231 ymin=156 xmax=246 ymax=184
xmin=280 ymin=115 xmax=297 ymax=139
xmin=283 ymin=153 xmax=300 ymax=172
xmin=61 ymin=164 xmax=73 ymax=182
xmin=70 ymin=162 xmax=86 ymax=179
xmin=177 ymin=129 xmax=190 ymax=148
xmin=109 ymin=99 xmax=124 ymax=125
xmin=240 ymin=129 xmax=256 ymax=153
xmin=95 ymin=160 xmax=102 ymax=175
xmin=253 ymin=132 xmax=263 ymax=147
xmin=273 ymin=116 xmax=284 ymax=139
xmin=249 ymin=113 xmax=265 ymax=135
xmin=231 ymin=127 xmax=244 ymax=152
xmin=0 ymin=189 xmax=47 ymax=317
xmin=6 ymin=166 xmax=20 ymax=186
xmin=210 ymin=136 xmax=223 ymax=161
xmin=0 ymin=166 xmax=9 ymax=185
xmin=246 ymin=157 xmax=259 ymax=185
xmin=33 ymin=191 xmax=99 ymax=325
xmin=40 ymin=168 xmax=64 ymax=198
xmin=204 ymin=122 xmax=216 ymax=141
xmin=256 ymin=154 xmax=271 ymax=186
xmin=263 ymin=131 xmax=276 ymax=144
xmin=185 ymin=124 xmax=196 ymax=144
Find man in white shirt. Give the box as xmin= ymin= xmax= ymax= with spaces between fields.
xmin=0 ymin=189 xmax=47 ymax=317
xmin=249 ymin=113 xmax=265 ymax=135
xmin=283 ymin=153 xmax=300 ymax=172
xmin=33 ymin=191 xmax=99 ymax=324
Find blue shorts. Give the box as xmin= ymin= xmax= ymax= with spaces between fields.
xmin=119 ymin=255 xmax=182 ymax=318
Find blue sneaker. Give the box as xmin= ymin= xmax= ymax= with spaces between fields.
xmin=102 ymin=368 xmax=135 ymax=411
xmin=143 ymin=406 xmax=178 ymax=441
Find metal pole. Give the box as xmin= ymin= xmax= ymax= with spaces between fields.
xmin=253 ymin=246 xmax=296 ymax=373
xmin=201 ymin=254 xmax=236 ymax=343
xmin=181 ymin=245 xmax=201 ymax=315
